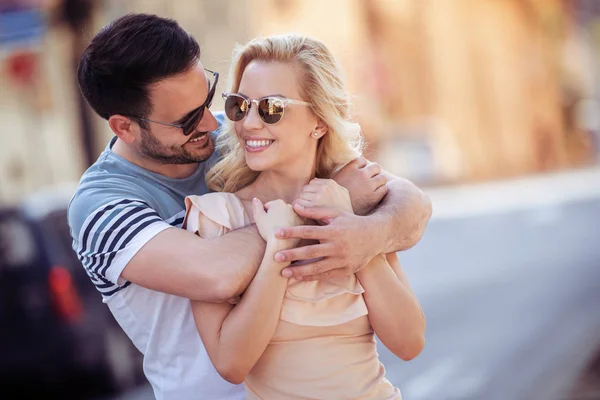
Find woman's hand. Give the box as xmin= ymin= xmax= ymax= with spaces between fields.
xmin=253 ymin=198 xmax=304 ymax=248
xmin=294 ymin=178 xmax=353 ymax=219
xmin=331 ymin=158 xmax=388 ymax=216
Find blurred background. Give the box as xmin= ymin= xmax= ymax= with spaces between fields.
xmin=1 ymin=0 xmax=599 ymax=399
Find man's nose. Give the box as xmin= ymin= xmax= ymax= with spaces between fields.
xmin=197 ymin=109 xmax=219 ymax=132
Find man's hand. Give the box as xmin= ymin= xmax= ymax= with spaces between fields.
xmin=332 ymin=157 xmax=388 ymax=216
xmin=273 ymin=204 xmax=384 ymax=281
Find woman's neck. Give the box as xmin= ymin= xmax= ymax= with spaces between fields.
xmin=242 ymin=161 xmax=316 ymax=204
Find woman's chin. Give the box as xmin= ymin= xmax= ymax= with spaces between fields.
xmin=245 ymin=158 xmax=270 ymax=172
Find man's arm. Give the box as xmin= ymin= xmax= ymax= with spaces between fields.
xmin=274 ymin=160 xmax=432 ymax=280
xmin=332 ymin=158 xmax=432 ymax=251
xmin=366 ymin=171 xmax=432 ymax=252
xmin=121 ymin=226 xmax=264 ymax=302
xmin=68 ymin=193 xmax=264 ymax=303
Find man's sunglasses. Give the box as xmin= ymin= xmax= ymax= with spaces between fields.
xmin=130 ymin=69 xmax=219 ymax=136
xmin=222 ymin=93 xmax=310 ymax=125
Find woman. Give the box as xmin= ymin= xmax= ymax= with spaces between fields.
xmin=183 ymin=34 xmax=425 ymax=399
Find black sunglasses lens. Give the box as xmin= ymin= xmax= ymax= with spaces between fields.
xmin=258 ymin=98 xmax=284 ymax=124
xmin=205 ymin=84 xmax=216 ymax=109
xmin=224 ymin=95 xmax=248 ymax=121
xmin=182 ymin=108 xmax=203 ymax=136
xmin=182 ymin=74 xmax=218 ymax=135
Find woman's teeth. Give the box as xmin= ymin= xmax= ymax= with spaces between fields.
xmin=246 ymin=140 xmax=273 ymax=148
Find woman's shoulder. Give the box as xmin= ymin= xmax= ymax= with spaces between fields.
xmin=183 ymin=192 xmax=250 ymax=235
xmin=232 ymin=186 xmax=256 ymax=220
xmin=185 ymin=192 xmax=245 ymax=213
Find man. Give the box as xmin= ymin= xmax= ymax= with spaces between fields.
xmin=68 ymin=13 xmax=432 ymax=400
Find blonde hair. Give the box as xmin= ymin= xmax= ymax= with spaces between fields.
xmin=206 ymin=33 xmax=364 ymax=193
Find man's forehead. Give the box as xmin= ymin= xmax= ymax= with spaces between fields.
xmin=149 ymin=63 xmax=209 ymax=116
xmin=151 ymin=63 xmax=208 ymax=95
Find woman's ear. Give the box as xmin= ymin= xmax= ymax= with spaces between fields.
xmin=108 ymin=115 xmax=138 ymax=144
xmin=312 ymin=119 xmax=328 ymax=139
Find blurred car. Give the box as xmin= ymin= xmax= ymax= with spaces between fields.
xmin=0 ymin=185 xmax=144 ymax=398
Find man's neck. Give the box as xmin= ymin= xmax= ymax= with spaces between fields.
xmin=111 ymin=138 xmax=199 ymax=179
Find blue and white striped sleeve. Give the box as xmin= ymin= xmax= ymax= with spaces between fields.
xmin=68 ymin=196 xmax=171 ymax=297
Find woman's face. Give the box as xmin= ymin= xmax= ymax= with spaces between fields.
xmin=233 ymin=61 xmax=321 ymax=174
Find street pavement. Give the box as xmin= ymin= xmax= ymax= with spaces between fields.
xmin=116 ymin=168 xmax=600 ymax=400
xmin=379 ymin=196 xmax=600 ymax=400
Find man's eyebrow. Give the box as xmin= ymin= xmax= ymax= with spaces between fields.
xmin=172 ymin=74 xmax=211 ymax=124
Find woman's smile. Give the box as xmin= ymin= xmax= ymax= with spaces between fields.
xmin=245 ymin=138 xmax=275 ymax=152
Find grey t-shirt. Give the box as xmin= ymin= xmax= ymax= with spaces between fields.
xmin=68 ymin=114 xmax=223 ymax=297
xmin=67 ymin=112 xmax=246 ymax=400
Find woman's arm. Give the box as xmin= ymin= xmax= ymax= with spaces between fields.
xmin=191 ymin=241 xmax=289 ymax=384
xmin=356 ymin=253 xmax=426 ymax=361
xmin=190 ymin=199 xmax=303 ymax=384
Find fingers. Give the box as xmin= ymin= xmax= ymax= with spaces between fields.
xmin=275 ymin=223 xmax=336 ymax=241
xmin=353 ymin=157 xmax=368 ymax=169
xmin=292 ymin=203 xmax=341 ymax=220
xmin=373 ymin=173 xmax=387 ymax=189
xmin=375 ymin=183 xmax=388 ymax=198
xmin=293 ymin=198 xmax=313 ymax=209
xmin=300 ymin=184 xmax=319 ymax=193
xmin=308 ymin=178 xmax=329 ymax=185
xmin=296 ymin=191 xmax=317 ymax=202
xmin=280 ymin=258 xmax=348 ymax=280
xmin=252 ymin=197 xmax=266 ymax=218
xmin=308 ymin=178 xmax=339 ymax=189
xmin=274 ymin=243 xmax=333 ymax=263
xmin=264 ymin=199 xmax=287 ymax=210
xmin=301 ymin=179 xmax=332 ymax=195
xmin=263 ymin=200 xmax=275 ymax=210
xmin=363 ymin=161 xmax=382 ymax=178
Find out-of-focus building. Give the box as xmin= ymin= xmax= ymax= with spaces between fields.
xmin=0 ymin=0 xmax=599 ymax=204
xmin=248 ymin=0 xmax=598 ymax=184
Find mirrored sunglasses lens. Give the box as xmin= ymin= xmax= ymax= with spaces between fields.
xmin=258 ymin=98 xmax=284 ymax=124
xmin=225 ymin=96 xmax=248 ymax=121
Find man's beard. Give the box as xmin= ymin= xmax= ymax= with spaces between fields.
xmin=138 ymin=128 xmax=214 ymax=164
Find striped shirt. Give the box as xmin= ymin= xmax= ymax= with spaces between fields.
xmin=67 ymin=112 xmax=246 ymax=400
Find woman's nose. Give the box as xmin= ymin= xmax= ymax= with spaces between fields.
xmin=242 ymin=103 xmax=263 ymax=130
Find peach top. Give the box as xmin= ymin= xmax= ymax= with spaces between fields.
xmin=184 ymin=192 xmax=401 ymax=400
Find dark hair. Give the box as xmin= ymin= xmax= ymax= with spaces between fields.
xmin=77 ymin=13 xmax=200 ymax=123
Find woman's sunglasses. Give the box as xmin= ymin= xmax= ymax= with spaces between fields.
xmin=222 ymin=93 xmax=310 ymax=125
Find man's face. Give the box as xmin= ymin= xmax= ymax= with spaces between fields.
xmin=136 ymin=63 xmax=219 ymax=164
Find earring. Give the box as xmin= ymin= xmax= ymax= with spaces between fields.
xmin=312 ymin=132 xmax=319 ymax=138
